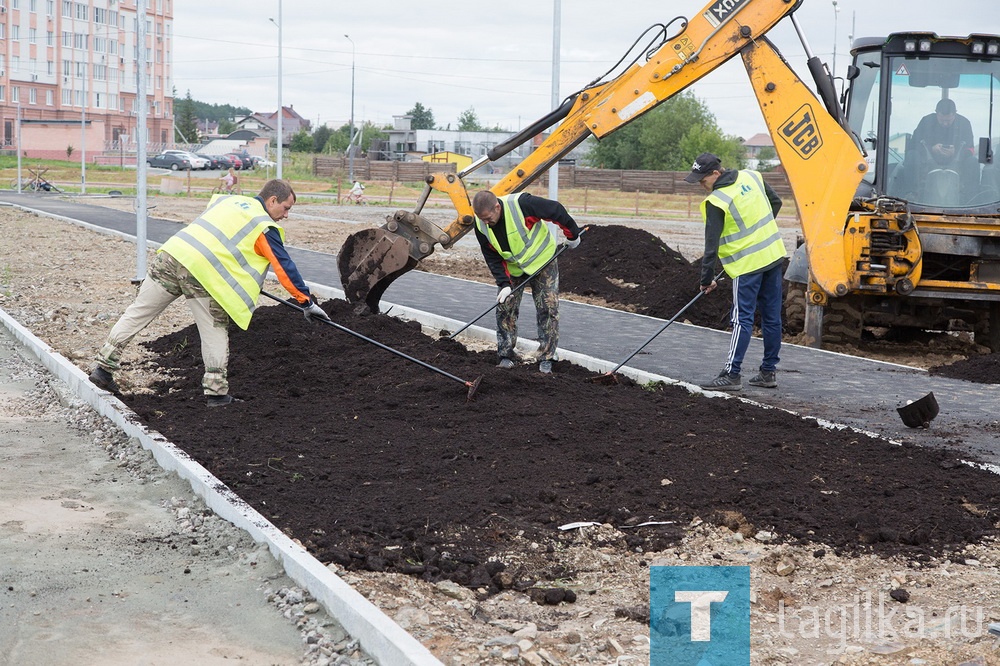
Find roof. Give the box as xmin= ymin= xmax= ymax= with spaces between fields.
xmin=743 ymin=132 xmax=774 ymax=148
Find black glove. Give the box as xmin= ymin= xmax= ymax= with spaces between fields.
xmin=304 ymin=302 xmax=330 ymax=322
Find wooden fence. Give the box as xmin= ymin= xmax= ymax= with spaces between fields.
xmin=312 ymin=156 xmax=792 ymax=198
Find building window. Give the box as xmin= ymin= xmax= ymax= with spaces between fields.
xmin=47 ymin=60 xmax=53 ymax=74
xmin=0 ymin=87 xmax=5 ymax=102
xmin=46 ymin=31 xmax=54 ymax=46
xmin=30 ymin=0 xmax=37 ymax=11
xmin=11 ymin=26 xmax=19 ymax=41
xmin=61 ymin=0 xmax=70 ymax=17
xmin=94 ymin=92 xmax=102 ymax=108
xmin=61 ymin=88 xmax=70 ymax=104
xmin=75 ymin=2 xmax=86 ymax=20
xmin=46 ymin=89 xmax=52 ymax=105
xmin=11 ymin=87 xmax=19 ymax=103
xmin=29 ymin=28 xmax=36 ymax=45
xmin=47 ymin=0 xmax=53 ymax=16
xmin=11 ymin=56 xmax=19 ymax=72
xmin=29 ymin=88 xmax=36 ymax=105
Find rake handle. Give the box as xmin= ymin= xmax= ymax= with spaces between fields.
xmin=607 ymin=269 xmax=726 ymax=375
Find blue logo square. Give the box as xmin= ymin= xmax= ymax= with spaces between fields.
xmin=650 ymin=566 xmax=750 ymax=665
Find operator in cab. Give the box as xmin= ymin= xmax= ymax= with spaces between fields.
xmin=472 ymin=190 xmax=582 ymax=375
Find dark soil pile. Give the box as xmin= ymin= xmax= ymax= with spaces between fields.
xmin=559 ymin=225 xmax=733 ymax=329
xmin=119 ymin=299 xmax=1000 ymax=593
xmin=928 ymin=353 xmax=1000 ymax=384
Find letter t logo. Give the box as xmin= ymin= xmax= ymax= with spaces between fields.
xmin=674 ymin=590 xmax=729 ymax=641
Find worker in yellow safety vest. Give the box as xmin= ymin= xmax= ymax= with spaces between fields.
xmin=473 ymin=190 xmax=582 ymax=375
xmin=686 ymin=153 xmax=787 ymax=392
xmin=89 ymin=179 xmax=329 ymax=407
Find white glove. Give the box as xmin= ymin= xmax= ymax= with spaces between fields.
xmin=565 ymin=236 xmax=581 ymax=250
xmin=496 ymin=286 xmax=513 ymax=305
xmin=304 ymin=302 xmax=330 ymax=322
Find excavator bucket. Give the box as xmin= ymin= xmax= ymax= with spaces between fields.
xmin=337 ymin=228 xmax=418 ymax=314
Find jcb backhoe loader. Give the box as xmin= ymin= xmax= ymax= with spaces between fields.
xmin=338 ymin=0 xmax=1000 ymax=349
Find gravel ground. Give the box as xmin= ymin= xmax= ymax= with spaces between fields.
xmin=2 ymin=196 xmax=1000 ymax=665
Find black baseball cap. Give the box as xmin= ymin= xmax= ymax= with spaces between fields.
xmin=684 ymin=153 xmax=722 ymax=183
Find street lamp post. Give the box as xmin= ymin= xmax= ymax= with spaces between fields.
xmin=832 ymin=0 xmax=840 ymax=79
xmin=345 ymin=34 xmax=356 ymax=183
xmin=269 ymin=1 xmax=283 ymax=180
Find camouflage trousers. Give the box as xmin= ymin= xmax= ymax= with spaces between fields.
xmin=94 ymin=252 xmax=232 ymax=396
xmin=496 ymin=260 xmax=560 ymax=362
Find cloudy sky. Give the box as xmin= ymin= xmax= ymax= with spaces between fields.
xmin=173 ymin=0 xmax=986 ymax=140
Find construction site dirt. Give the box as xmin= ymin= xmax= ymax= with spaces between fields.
xmin=5 ymin=199 xmax=1000 ymax=665
xmin=124 ymin=298 xmax=1000 ymax=579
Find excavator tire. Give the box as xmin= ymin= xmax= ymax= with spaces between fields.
xmin=783 ymin=281 xmax=806 ymax=334
xmin=782 ymin=284 xmax=863 ymax=345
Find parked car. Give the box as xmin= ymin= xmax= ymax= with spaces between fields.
xmin=213 ymin=154 xmax=237 ymax=170
xmin=164 ymin=150 xmax=210 ymax=170
xmin=196 ymin=153 xmax=226 ymax=170
xmin=147 ymin=152 xmax=192 ymax=171
xmin=226 ymin=153 xmax=252 ymax=170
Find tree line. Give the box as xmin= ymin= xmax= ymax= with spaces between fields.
xmin=174 ymin=91 xmax=773 ymax=171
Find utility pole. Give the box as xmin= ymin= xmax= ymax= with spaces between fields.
xmin=345 ymin=34 xmax=356 ymax=183
xmin=269 ymin=1 xmax=283 ymax=180
xmin=548 ymin=0 xmax=561 ymax=201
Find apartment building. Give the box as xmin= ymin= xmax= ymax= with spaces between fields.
xmin=0 ymin=0 xmax=173 ymax=160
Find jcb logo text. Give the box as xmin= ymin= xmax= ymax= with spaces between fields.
xmin=779 ymin=105 xmax=823 ymax=159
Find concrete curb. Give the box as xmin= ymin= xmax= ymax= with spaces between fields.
xmin=0 ymin=307 xmax=442 ymax=666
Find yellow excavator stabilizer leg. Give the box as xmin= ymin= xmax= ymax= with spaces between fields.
xmin=741 ymin=38 xmax=868 ymax=297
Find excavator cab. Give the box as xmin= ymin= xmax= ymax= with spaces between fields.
xmin=846 ymin=33 xmax=1000 ymax=212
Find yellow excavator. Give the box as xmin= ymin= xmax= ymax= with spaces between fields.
xmin=338 ymin=0 xmax=1000 ymax=349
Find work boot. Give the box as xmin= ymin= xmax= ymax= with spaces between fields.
xmin=748 ymin=370 xmax=777 ymax=388
xmin=539 ymin=360 xmax=553 ymax=374
xmin=700 ymin=369 xmax=741 ymax=391
xmin=89 ymin=366 xmax=119 ymax=393
xmin=206 ymin=394 xmax=242 ymax=408
xmin=497 ymin=358 xmax=515 ymax=369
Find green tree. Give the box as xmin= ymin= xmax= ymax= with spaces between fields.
xmin=753 ymin=145 xmax=778 ymax=172
xmin=456 ymin=107 xmax=483 ymax=132
xmin=355 ymin=121 xmax=388 ymax=152
xmin=217 ymin=118 xmax=236 ymax=135
xmin=289 ymin=128 xmax=314 ymax=153
xmin=174 ymin=90 xmax=199 ymax=144
xmin=406 ymin=102 xmax=436 ymax=130
xmin=584 ymin=91 xmax=744 ymax=171
xmin=312 ymin=124 xmax=333 ymax=153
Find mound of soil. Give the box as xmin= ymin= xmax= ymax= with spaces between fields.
xmin=560 ymin=225 xmax=732 ymax=329
xmin=118 ymin=299 xmax=1000 ymax=593
xmin=928 ymin=353 xmax=1000 ymax=384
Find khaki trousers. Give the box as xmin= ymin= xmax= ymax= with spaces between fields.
xmin=95 ymin=253 xmax=231 ymax=395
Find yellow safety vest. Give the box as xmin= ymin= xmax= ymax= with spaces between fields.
xmin=474 ymin=194 xmax=557 ymax=277
xmin=701 ymin=170 xmax=786 ymax=278
xmin=160 ymin=194 xmax=283 ymax=330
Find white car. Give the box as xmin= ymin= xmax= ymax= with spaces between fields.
xmin=165 ymin=150 xmax=210 ymax=170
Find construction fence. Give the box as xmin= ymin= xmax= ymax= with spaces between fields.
xmin=312 ymin=156 xmax=793 ymax=199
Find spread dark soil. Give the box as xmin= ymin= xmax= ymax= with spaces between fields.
xmin=118 ymin=298 xmax=1000 ymax=593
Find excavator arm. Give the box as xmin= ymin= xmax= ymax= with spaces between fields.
xmin=338 ymin=0 xmax=849 ymax=313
